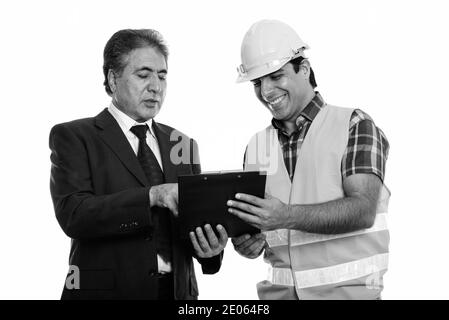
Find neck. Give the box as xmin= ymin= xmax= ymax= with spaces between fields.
xmin=283 ymin=121 xmax=298 ymax=135
xmin=111 ymin=99 xmax=151 ymax=123
xmin=283 ymin=89 xmax=315 ymax=135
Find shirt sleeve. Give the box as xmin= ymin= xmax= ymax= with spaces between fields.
xmin=341 ymin=109 xmax=390 ymax=182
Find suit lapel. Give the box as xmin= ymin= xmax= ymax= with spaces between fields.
xmin=152 ymin=121 xmax=178 ymax=183
xmin=95 ymin=109 xmax=148 ymax=186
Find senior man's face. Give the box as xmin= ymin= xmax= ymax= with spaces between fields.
xmin=113 ymin=46 xmax=167 ymax=122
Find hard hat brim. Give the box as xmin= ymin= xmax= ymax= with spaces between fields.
xmin=236 ymin=47 xmax=309 ymax=83
xmin=236 ymin=57 xmax=290 ymax=83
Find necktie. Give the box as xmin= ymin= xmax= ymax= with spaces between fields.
xmin=130 ymin=124 xmax=172 ymax=264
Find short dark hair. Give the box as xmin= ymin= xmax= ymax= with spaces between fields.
xmin=103 ymin=29 xmax=169 ymax=95
xmin=289 ymin=56 xmax=317 ymax=88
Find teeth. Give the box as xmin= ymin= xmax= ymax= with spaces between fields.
xmin=267 ymin=95 xmax=285 ymax=106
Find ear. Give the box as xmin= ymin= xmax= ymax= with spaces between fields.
xmin=107 ymin=69 xmax=117 ymax=93
xmin=299 ymin=58 xmax=311 ymax=79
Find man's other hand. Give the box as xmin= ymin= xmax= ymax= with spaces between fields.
xmin=190 ymin=224 xmax=228 ymax=258
xmin=232 ymin=233 xmax=266 ymax=259
xmin=149 ymin=183 xmax=178 ymax=216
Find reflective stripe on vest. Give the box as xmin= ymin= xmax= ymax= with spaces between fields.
xmin=267 ymin=253 xmax=388 ymax=289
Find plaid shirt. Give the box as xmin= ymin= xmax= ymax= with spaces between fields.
xmin=271 ymin=92 xmax=389 ymax=182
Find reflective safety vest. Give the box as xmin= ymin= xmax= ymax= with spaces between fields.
xmin=244 ymin=104 xmax=390 ymax=300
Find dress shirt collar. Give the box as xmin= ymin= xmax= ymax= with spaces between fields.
xmin=108 ymin=101 xmax=156 ymax=138
xmin=108 ymin=102 xmax=156 ymax=138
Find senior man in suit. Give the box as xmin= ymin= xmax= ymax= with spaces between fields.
xmin=49 ymin=29 xmax=228 ymax=300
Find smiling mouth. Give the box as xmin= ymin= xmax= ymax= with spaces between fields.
xmin=266 ymin=94 xmax=287 ymax=108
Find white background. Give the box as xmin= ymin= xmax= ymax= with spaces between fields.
xmin=1 ymin=0 xmax=448 ymax=299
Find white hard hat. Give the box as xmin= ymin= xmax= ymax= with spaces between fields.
xmin=237 ymin=19 xmax=310 ymax=83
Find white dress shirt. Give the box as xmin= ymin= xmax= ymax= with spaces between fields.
xmin=108 ymin=102 xmax=172 ymax=273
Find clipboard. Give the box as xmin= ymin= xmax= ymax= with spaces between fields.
xmin=177 ymin=171 xmax=266 ymax=238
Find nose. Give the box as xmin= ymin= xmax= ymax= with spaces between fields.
xmin=260 ymin=78 xmax=274 ymax=100
xmin=147 ymin=74 xmax=161 ymax=93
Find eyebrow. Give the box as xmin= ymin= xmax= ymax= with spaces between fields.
xmin=136 ymin=67 xmax=167 ymax=74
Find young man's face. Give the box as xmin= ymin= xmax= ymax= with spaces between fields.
xmin=111 ymin=46 xmax=167 ymax=122
xmin=252 ymin=62 xmax=310 ymax=123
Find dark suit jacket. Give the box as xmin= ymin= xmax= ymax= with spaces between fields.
xmin=49 ymin=108 xmax=222 ymax=300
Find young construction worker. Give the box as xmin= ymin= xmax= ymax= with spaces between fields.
xmin=227 ymin=19 xmax=391 ymax=300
